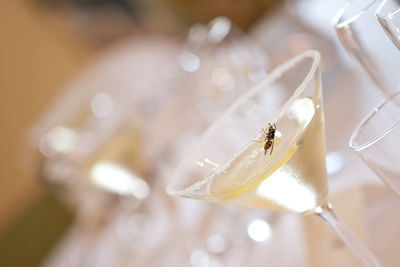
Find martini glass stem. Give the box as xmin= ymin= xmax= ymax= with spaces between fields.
xmin=314 ymin=204 xmax=382 ymax=267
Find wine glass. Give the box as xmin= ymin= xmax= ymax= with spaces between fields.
xmin=167 ymin=50 xmax=382 ymax=267
xmin=349 ymin=90 xmax=400 ymax=197
xmin=376 ymin=0 xmax=400 ymax=51
xmin=333 ymin=0 xmax=400 ymax=96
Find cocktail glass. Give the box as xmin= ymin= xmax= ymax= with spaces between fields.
xmin=167 ymin=50 xmax=382 ymax=267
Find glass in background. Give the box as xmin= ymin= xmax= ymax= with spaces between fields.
xmin=333 ymin=0 xmax=400 ymax=96
xmin=27 ymin=36 xmax=178 ymax=220
xmin=376 ymin=0 xmax=400 ymax=51
xmin=25 ymin=39 xmax=180 ymax=265
xmin=349 ymin=90 xmax=400 ymax=198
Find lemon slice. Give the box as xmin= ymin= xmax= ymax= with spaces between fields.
xmin=209 ymin=134 xmax=298 ymax=201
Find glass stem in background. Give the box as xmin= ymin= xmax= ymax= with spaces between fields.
xmin=314 ymin=204 xmax=382 ymax=267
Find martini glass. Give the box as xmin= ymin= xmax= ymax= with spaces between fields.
xmin=167 ymin=50 xmax=382 ymax=267
xmin=376 ymin=0 xmax=400 ymax=51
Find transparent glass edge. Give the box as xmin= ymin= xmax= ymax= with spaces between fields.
xmin=333 ymin=0 xmax=379 ymax=28
xmin=349 ymin=90 xmax=400 ymax=151
xmin=376 ymin=0 xmax=400 ymax=19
